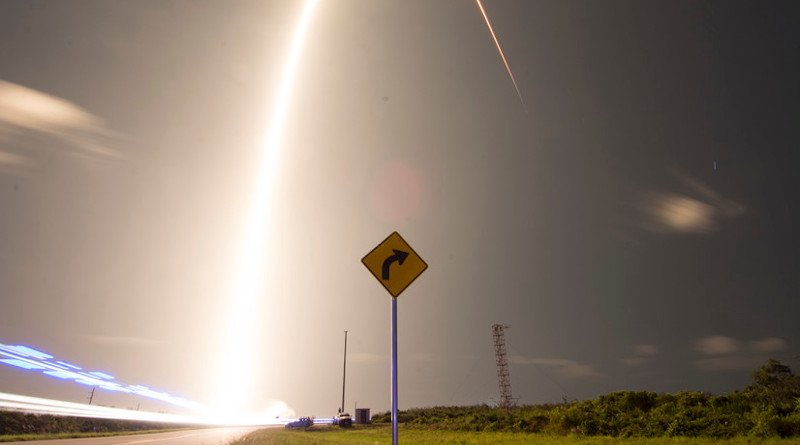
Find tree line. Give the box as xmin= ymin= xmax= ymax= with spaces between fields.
xmin=373 ymin=359 xmax=800 ymax=438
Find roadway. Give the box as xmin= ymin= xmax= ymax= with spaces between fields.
xmin=1 ymin=426 xmax=267 ymax=445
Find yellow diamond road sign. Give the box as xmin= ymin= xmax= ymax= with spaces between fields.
xmin=362 ymin=232 xmax=428 ymax=298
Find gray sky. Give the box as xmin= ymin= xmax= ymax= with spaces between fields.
xmin=1 ymin=0 xmax=799 ymax=419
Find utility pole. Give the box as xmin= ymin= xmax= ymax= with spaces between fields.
xmin=88 ymin=387 xmax=95 ymax=405
xmin=341 ymin=330 xmax=348 ymax=413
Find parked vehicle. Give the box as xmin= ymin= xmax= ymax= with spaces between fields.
xmin=285 ymin=417 xmax=314 ymax=428
xmin=332 ymin=412 xmax=352 ymax=427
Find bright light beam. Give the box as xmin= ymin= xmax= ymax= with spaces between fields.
xmin=476 ymin=0 xmax=526 ymax=111
xmin=213 ymin=0 xmax=318 ymax=414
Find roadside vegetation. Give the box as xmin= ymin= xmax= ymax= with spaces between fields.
xmin=233 ymin=359 xmax=800 ymax=444
xmin=369 ymin=359 xmax=800 ymax=439
xmin=0 ymin=411 xmax=188 ymax=442
xmin=232 ymin=425 xmax=800 ymax=445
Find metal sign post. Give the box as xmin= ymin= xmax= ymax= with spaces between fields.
xmin=391 ymin=297 xmax=398 ymax=444
xmin=362 ymin=231 xmax=428 ymax=445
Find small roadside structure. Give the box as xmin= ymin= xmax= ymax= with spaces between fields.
xmin=355 ymin=408 xmax=370 ymax=424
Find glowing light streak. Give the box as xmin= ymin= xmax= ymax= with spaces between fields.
xmin=0 ymin=359 xmax=45 ymax=370
xmin=8 ymin=345 xmax=53 ymax=359
xmin=475 ymin=0 xmax=526 ymax=110
xmin=0 ymin=341 xmax=203 ymax=410
xmin=48 ymin=361 xmax=70 ymax=370
xmin=0 ymin=392 xmax=213 ymax=424
xmin=56 ymin=360 xmax=81 ymax=370
xmin=0 ymin=391 xmax=292 ymax=426
xmin=42 ymin=370 xmax=76 ymax=379
xmin=75 ymin=379 xmax=97 ymax=386
xmin=97 ymin=382 xmax=125 ymax=392
xmin=214 ymin=0 xmax=317 ymax=414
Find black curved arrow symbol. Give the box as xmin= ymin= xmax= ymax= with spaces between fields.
xmin=382 ymin=249 xmax=409 ymax=280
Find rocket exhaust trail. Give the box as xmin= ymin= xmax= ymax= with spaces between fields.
xmin=476 ymin=0 xmax=526 ymax=111
xmin=214 ymin=0 xmax=317 ymax=414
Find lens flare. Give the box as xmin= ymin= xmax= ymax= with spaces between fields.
xmin=213 ymin=0 xmax=318 ymax=414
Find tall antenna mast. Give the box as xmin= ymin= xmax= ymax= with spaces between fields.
xmin=341 ymin=330 xmax=348 ymax=413
xmin=492 ymin=324 xmax=515 ymax=412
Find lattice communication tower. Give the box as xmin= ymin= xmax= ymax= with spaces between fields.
xmin=492 ymin=324 xmax=515 ymax=412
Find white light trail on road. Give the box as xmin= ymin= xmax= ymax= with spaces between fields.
xmin=0 ymin=392 xmax=287 ymax=425
xmin=213 ymin=0 xmax=318 ymax=414
xmin=0 ymin=392 xmax=200 ymax=423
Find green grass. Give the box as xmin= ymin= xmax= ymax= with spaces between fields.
xmin=0 ymin=428 xmax=191 ymax=442
xmin=230 ymin=425 xmax=800 ymax=445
